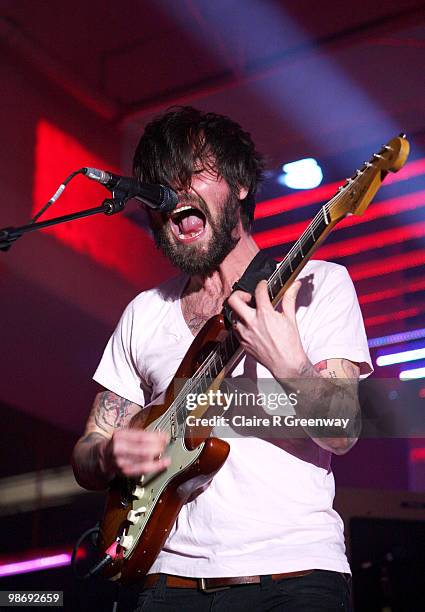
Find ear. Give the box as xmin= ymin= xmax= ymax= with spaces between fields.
xmin=238 ymin=185 xmax=249 ymax=200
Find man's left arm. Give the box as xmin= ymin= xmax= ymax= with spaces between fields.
xmin=227 ymin=279 xmax=362 ymax=455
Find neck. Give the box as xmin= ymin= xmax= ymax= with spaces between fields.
xmin=186 ymin=230 xmax=259 ymax=298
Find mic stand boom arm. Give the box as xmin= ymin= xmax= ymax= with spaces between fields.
xmin=0 ymin=196 xmax=128 ymax=252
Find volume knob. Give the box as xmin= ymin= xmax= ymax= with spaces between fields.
xmin=133 ymin=485 xmax=145 ymax=499
xmin=127 ymin=508 xmax=146 ymax=524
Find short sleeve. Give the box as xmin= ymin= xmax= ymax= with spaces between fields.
xmin=93 ymin=301 xmax=149 ymax=406
xmin=301 ymin=265 xmax=373 ymax=377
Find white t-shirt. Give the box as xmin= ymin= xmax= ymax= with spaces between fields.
xmin=93 ymin=260 xmax=372 ymax=577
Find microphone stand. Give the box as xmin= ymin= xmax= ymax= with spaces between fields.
xmin=0 ymin=196 xmax=128 ymax=252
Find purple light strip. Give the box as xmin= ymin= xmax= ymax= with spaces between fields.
xmin=0 ymin=553 xmax=71 ymax=577
xmin=368 ymin=327 xmax=425 ymax=349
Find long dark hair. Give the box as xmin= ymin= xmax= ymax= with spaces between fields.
xmin=132 ymin=106 xmax=264 ymax=230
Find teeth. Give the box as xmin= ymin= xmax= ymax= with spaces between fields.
xmin=171 ymin=205 xmax=195 ymax=217
xmin=178 ymin=229 xmax=203 ymax=240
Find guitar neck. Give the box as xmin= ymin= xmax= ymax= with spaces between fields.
xmin=267 ymin=205 xmax=336 ymax=307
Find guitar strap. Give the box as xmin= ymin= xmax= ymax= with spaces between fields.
xmin=222 ymin=250 xmax=277 ymax=326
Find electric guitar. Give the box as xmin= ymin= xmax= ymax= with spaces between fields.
xmin=98 ymin=135 xmax=410 ymax=583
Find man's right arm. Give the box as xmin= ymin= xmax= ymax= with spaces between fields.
xmin=71 ymin=389 xmax=170 ymax=491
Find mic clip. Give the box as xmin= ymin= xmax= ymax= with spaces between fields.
xmin=103 ymin=195 xmax=129 ymax=215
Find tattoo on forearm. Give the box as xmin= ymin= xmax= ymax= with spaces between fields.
xmin=294 ymin=359 xmax=361 ymax=440
xmin=94 ymin=391 xmax=134 ymax=431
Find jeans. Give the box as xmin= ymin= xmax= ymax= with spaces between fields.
xmin=134 ymin=570 xmax=353 ymax=611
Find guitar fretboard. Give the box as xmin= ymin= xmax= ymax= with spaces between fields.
xmin=267 ymin=206 xmax=329 ymax=303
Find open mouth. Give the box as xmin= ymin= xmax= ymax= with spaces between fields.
xmin=169 ymin=204 xmax=207 ymax=242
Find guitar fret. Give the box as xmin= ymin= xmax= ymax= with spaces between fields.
xmin=268 ymin=276 xmax=281 ymax=302
xmin=300 ymin=232 xmax=315 ymax=256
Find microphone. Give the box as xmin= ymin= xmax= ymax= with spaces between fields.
xmin=83 ymin=167 xmax=178 ymax=213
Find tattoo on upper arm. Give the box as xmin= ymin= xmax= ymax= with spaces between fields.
xmin=93 ymin=391 xmax=137 ymax=432
xmin=314 ymin=359 xmax=359 ymax=379
xmin=341 ymin=359 xmax=360 ymax=378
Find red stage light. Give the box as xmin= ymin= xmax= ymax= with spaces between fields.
xmin=33 ymin=120 xmax=173 ymax=287
xmin=410 ymin=447 xmax=425 ymax=463
xmin=255 ymin=181 xmax=341 ymax=219
xmin=317 ymin=222 xmax=425 ymax=260
xmin=348 ymin=250 xmax=425 ymax=281
xmin=359 ymin=279 xmax=425 ymax=305
xmin=365 ymin=307 xmax=422 ymax=328
xmin=254 ymin=191 xmax=425 ymax=249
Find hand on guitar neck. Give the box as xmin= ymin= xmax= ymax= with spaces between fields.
xmin=227 ymin=279 xmax=305 ymax=378
xmin=228 ymin=279 xmax=361 ymax=455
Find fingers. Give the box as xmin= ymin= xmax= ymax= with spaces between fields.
xmin=282 ymin=280 xmax=302 ymax=319
xmin=254 ymin=280 xmax=273 ymax=311
xmin=116 ymin=456 xmax=171 ymax=478
xmin=123 ymin=458 xmax=171 ymax=477
xmin=107 ymin=429 xmax=171 ymax=478
xmin=227 ymin=289 xmax=255 ymax=324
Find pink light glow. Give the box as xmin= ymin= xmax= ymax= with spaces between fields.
xmin=254 ymin=191 xmax=425 ymax=249
xmin=0 ymin=553 xmax=71 ymax=577
xmin=410 ymin=447 xmax=425 ymax=463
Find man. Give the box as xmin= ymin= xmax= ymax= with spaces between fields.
xmin=72 ymin=106 xmax=372 ymax=611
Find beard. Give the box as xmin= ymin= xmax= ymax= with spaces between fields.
xmin=151 ymin=191 xmax=240 ymax=276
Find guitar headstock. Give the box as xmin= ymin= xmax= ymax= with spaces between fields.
xmin=328 ymin=134 xmax=410 ymax=223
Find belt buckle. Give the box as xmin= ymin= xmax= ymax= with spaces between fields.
xmin=199 ymin=578 xmax=231 ymax=593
